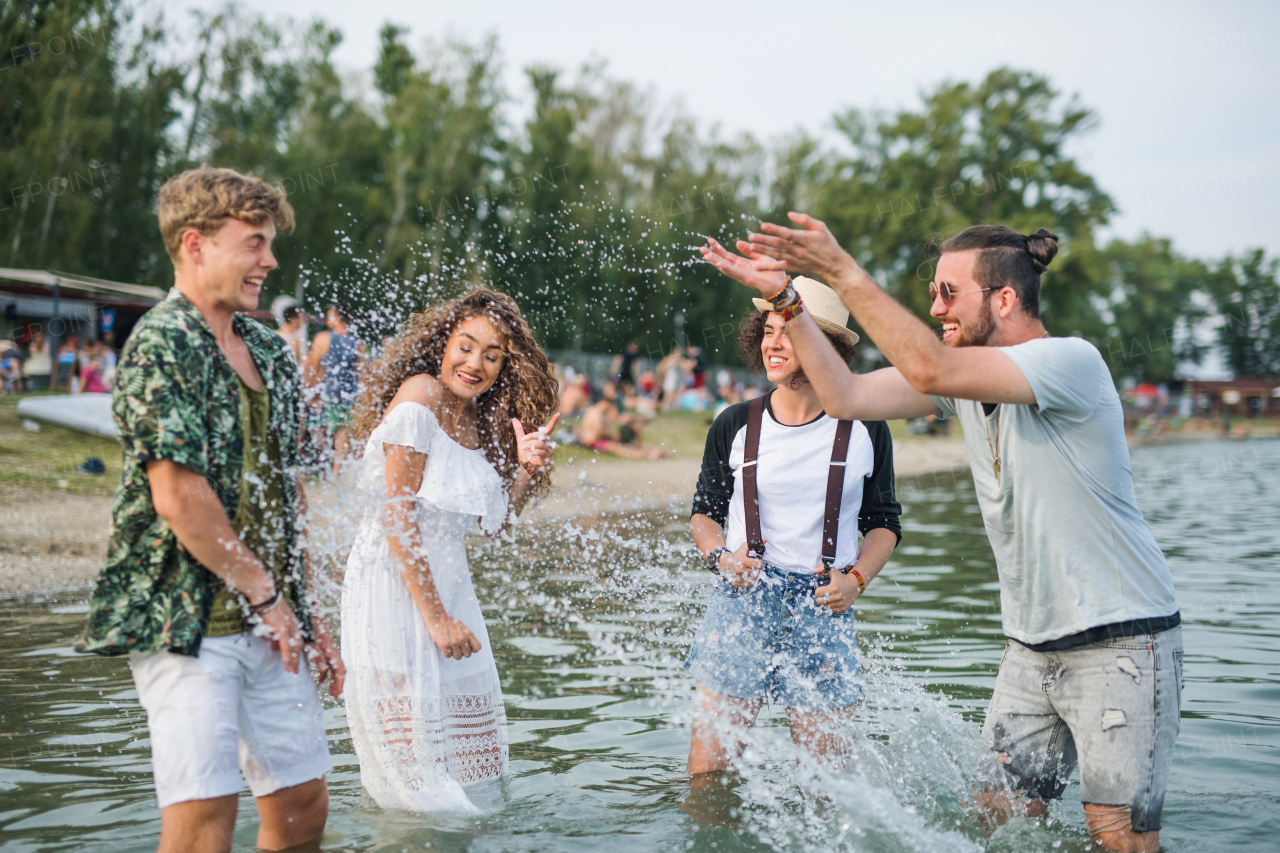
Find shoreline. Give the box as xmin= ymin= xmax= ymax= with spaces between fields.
xmin=2 ymin=429 xmax=1271 ymax=599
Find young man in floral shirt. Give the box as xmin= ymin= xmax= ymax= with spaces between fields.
xmin=77 ymin=166 xmax=344 ymax=853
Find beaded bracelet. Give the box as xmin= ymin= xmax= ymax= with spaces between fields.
xmin=849 ymin=568 xmax=868 ymax=595
xmin=761 ymin=276 xmax=792 ymax=303
xmin=770 ymin=281 xmax=801 ymax=311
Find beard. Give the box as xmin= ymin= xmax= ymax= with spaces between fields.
xmin=953 ymin=298 xmax=997 ymax=347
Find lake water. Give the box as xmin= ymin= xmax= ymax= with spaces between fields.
xmin=2 ymin=438 xmax=1277 ymax=852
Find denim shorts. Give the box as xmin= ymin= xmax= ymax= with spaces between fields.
xmin=684 ymin=562 xmax=863 ymax=711
xmin=982 ymin=626 xmax=1183 ymax=832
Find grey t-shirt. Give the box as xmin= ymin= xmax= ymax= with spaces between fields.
xmin=932 ymin=337 xmax=1178 ymax=645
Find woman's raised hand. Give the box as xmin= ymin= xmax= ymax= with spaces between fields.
xmin=697 ymin=237 xmax=789 ymax=296
xmin=513 ymin=412 xmax=560 ymax=473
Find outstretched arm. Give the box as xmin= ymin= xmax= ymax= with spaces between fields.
xmin=743 ymin=213 xmax=1035 ymax=405
xmin=699 ymin=238 xmax=940 ymax=420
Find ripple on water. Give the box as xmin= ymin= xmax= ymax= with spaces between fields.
xmin=1 ymin=439 xmax=1278 ymax=851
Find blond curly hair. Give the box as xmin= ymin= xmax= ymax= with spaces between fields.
xmin=158 ymin=165 xmax=295 ymax=262
xmin=349 ymin=286 xmax=559 ymax=498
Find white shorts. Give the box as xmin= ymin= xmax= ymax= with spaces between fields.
xmin=130 ymin=633 xmax=332 ymax=808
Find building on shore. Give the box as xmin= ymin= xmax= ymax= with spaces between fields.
xmin=1190 ymin=378 xmax=1280 ymax=418
xmin=1 ymin=268 xmax=165 ymax=351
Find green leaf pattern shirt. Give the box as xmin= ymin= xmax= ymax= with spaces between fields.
xmin=76 ymin=290 xmax=314 ymax=656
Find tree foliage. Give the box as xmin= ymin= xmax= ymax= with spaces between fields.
xmin=1 ymin=2 xmax=1274 ymax=379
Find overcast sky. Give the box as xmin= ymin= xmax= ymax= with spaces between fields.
xmin=192 ymin=0 xmax=1278 ymax=261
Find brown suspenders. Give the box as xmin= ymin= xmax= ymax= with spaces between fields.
xmin=742 ymin=395 xmax=767 ymax=558
xmin=741 ymin=394 xmax=854 ymax=569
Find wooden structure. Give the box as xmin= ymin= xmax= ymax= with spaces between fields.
xmin=1190 ymin=378 xmax=1280 ymax=417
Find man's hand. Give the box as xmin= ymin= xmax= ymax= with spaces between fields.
xmin=697 ymin=237 xmax=789 ymax=296
xmin=425 ymin=613 xmax=482 ymax=660
xmin=813 ymin=566 xmax=858 ymax=614
xmin=746 ymin=212 xmax=861 ymax=284
xmin=719 ymin=541 xmax=764 ymax=589
xmin=306 ymin=615 xmax=346 ymax=698
xmin=256 ymin=599 xmax=304 ymax=674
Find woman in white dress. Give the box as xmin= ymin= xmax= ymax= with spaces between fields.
xmin=341 ymin=287 xmax=558 ymax=813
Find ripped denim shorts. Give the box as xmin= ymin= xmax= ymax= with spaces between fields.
xmin=684 ymin=561 xmax=863 ymax=711
xmin=983 ymin=625 xmax=1183 ymax=832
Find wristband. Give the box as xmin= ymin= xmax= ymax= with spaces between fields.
xmin=849 ymin=568 xmax=867 ymax=595
xmin=248 ymin=588 xmax=281 ymax=617
xmin=778 ymin=297 xmax=805 ymax=323
xmin=705 ymin=546 xmax=728 ymax=574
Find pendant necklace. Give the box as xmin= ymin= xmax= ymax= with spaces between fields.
xmin=984 ymin=407 xmax=1000 ymax=484
xmin=982 ymin=330 xmax=1049 ymax=485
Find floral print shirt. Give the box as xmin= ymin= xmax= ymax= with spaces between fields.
xmin=76 ymin=290 xmax=314 ymax=656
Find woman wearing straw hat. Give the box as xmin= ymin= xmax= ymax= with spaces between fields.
xmin=686 ymin=276 xmax=902 ymax=775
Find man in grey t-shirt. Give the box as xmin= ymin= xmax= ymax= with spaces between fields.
xmin=701 ymin=219 xmax=1180 ymax=853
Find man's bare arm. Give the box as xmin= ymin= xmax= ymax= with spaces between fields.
xmin=747 ymin=214 xmax=1036 ymax=405
xmin=700 ymin=238 xmax=940 ymax=419
xmin=146 ymin=460 xmax=302 ymax=671
xmin=782 ymin=307 xmax=943 ymax=420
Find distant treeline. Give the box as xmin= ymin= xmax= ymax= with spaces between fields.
xmin=3 ymin=0 xmax=1278 ymax=380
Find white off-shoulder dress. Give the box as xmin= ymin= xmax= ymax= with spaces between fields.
xmin=340 ymin=402 xmax=510 ymax=813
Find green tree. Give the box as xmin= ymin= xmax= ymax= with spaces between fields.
xmin=1210 ymin=249 xmax=1280 ymax=377
xmin=1098 ymin=237 xmax=1207 ymax=383
xmin=807 ymin=67 xmax=1114 ymax=342
xmin=0 ymin=0 xmax=183 ymax=285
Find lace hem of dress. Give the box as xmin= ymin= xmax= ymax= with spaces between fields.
xmin=352 ymin=680 xmax=509 ymax=791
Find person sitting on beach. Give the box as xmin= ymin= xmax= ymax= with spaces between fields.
xmin=0 ymin=340 xmax=22 ymax=394
xmin=618 ymin=378 xmax=657 ymax=418
xmin=51 ymin=338 xmax=78 ymax=392
xmin=575 ymin=385 xmax=665 ymax=460
xmin=340 ymin=286 xmax=558 ymax=813
xmin=686 ymin=277 xmax=901 ymax=777
xmin=76 ymin=165 xmax=344 ymax=853
xmin=558 ymin=373 xmax=592 ymax=417
xmin=78 ymin=353 xmax=110 ymax=393
xmin=703 ymin=216 xmax=1182 ymax=853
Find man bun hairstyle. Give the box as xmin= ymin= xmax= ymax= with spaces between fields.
xmin=939 ymin=225 xmax=1059 ymax=319
xmin=158 ymin=165 xmax=295 ymax=263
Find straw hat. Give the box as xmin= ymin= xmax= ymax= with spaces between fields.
xmin=753 ymin=276 xmax=859 ymax=346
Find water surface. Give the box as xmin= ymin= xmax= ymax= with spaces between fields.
xmin=1 ymin=438 xmax=1277 ymax=852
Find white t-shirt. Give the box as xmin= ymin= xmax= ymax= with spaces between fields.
xmin=932 ymin=336 xmax=1178 ymax=645
xmin=692 ymin=393 xmax=901 ymax=573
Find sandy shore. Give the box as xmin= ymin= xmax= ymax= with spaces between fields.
xmin=0 ymin=438 xmax=971 ymax=597
xmin=0 ymin=487 xmax=116 ymax=597
xmin=527 ymin=437 xmax=972 ymax=520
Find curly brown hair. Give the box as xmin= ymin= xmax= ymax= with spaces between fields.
xmin=349 ymin=286 xmax=560 ymax=498
xmin=738 ymin=311 xmax=857 ymax=388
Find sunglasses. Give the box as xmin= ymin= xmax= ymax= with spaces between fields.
xmin=929 ymin=281 xmax=996 ymax=303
